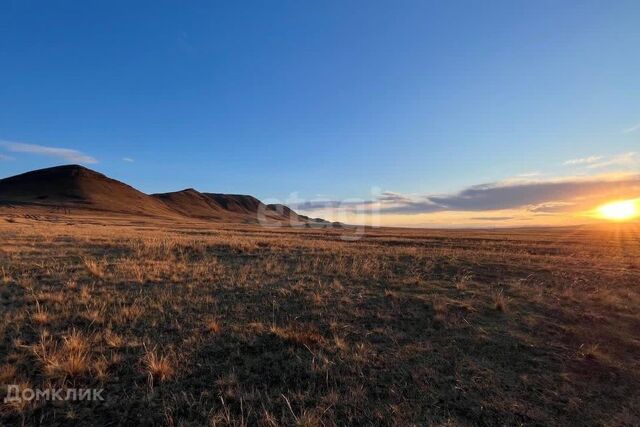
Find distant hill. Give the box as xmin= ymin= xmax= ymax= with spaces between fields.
xmin=151 ymin=189 xmax=228 ymax=220
xmin=152 ymin=190 xmax=306 ymax=224
xmin=0 ymin=164 xmax=178 ymax=217
xmin=267 ymin=204 xmax=332 ymax=225
xmin=266 ymin=203 xmax=297 ymax=218
xmin=0 ymin=164 xmax=332 ymax=225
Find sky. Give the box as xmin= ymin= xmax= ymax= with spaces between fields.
xmin=1 ymin=0 xmax=639 ymax=226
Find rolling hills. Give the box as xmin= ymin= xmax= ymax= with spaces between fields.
xmin=0 ymin=164 xmax=325 ymax=225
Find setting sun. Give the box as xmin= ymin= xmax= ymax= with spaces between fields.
xmin=597 ymin=199 xmax=639 ymax=221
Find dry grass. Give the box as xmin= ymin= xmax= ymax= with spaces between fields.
xmin=30 ymin=301 xmax=51 ymax=325
xmin=0 ymin=266 xmax=11 ymax=285
xmin=206 ymin=319 xmax=222 ymax=334
xmin=103 ymin=329 xmax=124 ymax=348
xmin=0 ymin=217 xmax=639 ymax=425
xmin=64 ymin=328 xmax=85 ymax=347
xmin=333 ymin=336 xmax=349 ymax=352
xmin=143 ymin=348 xmax=175 ymax=385
xmin=492 ymin=288 xmax=510 ymax=312
xmin=0 ymin=365 xmax=17 ymax=384
xmin=83 ymin=257 xmax=106 ymax=279
xmin=33 ymin=333 xmax=91 ymax=380
xmin=269 ymin=325 xmax=325 ymax=347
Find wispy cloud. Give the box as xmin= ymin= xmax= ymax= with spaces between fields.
xmin=563 ymin=155 xmax=602 ymax=166
xmin=469 ymin=216 xmax=515 ymax=221
xmin=122 ymin=157 xmax=134 ymax=162
xmin=0 ymin=153 xmax=14 ymax=161
xmin=586 ymin=152 xmax=637 ymax=169
xmin=0 ymin=140 xmax=97 ymax=164
xmin=563 ymin=152 xmax=638 ymax=169
xmin=527 ymin=201 xmax=576 ymax=213
xmin=623 ymin=122 xmax=640 ymax=133
xmin=516 ymin=171 xmax=541 ymax=177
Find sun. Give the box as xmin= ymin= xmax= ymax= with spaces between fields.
xmin=597 ymin=199 xmax=639 ymax=221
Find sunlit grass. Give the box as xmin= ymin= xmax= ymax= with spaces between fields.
xmin=0 ymin=218 xmax=638 ymax=425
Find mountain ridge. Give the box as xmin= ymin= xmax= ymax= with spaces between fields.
xmin=0 ymin=165 xmax=329 ymax=225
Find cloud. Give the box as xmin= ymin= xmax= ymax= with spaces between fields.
xmin=375 ymin=199 xmax=442 ymax=214
xmin=516 ymin=171 xmax=541 ymax=177
xmin=469 ymin=216 xmax=515 ymax=221
xmin=290 ymin=200 xmax=344 ymax=210
xmin=563 ymin=152 xmax=638 ymax=169
xmin=586 ymin=152 xmax=637 ymax=169
xmin=0 ymin=154 xmax=14 ymax=161
xmin=295 ymin=173 xmax=640 ymax=216
xmin=0 ymin=140 xmax=97 ymax=164
xmin=122 ymin=157 xmax=134 ymax=162
xmin=416 ymin=174 xmax=640 ymax=213
xmin=563 ymin=156 xmax=602 ymax=166
xmin=376 ymin=192 xmax=413 ymax=203
xmin=623 ymin=122 xmax=640 ymax=133
xmin=527 ymin=201 xmax=576 ymax=213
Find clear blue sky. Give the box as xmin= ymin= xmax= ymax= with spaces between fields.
xmin=1 ymin=0 xmax=639 ymax=206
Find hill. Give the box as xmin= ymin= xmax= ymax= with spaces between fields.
xmin=0 ymin=165 xmax=328 ymax=225
xmin=0 ymin=164 xmax=178 ymax=217
xmin=267 ymin=203 xmax=332 ymax=225
xmin=151 ymin=189 xmax=229 ymax=220
xmin=152 ymin=190 xmax=298 ymax=223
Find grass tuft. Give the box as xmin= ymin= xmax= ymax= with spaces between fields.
xmin=206 ymin=319 xmax=222 ymax=334
xmin=31 ymin=301 xmax=51 ymax=325
xmin=143 ymin=348 xmax=175 ymax=385
xmin=493 ymin=288 xmax=510 ymax=312
xmin=83 ymin=257 xmax=106 ymax=279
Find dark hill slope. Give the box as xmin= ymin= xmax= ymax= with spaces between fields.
xmin=0 ymin=165 xmax=178 ymax=217
xmin=151 ymin=189 xmax=228 ymax=220
xmin=154 ymin=191 xmax=301 ymax=223
xmin=0 ymin=165 xmax=332 ymax=225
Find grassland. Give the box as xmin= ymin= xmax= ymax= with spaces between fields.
xmin=0 ymin=217 xmax=639 ymax=426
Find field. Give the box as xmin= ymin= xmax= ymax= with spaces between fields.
xmin=1 ymin=217 xmax=639 ymax=426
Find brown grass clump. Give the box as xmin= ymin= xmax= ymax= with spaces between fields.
xmin=57 ymin=350 xmax=91 ymax=378
xmin=206 ymin=319 xmax=222 ymax=334
xmin=143 ymin=348 xmax=175 ymax=385
xmin=93 ymin=357 xmax=111 ymax=382
xmin=270 ymin=325 xmax=324 ymax=347
xmin=79 ymin=286 xmax=91 ymax=302
xmin=0 ymin=364 xmax=17 ymax=384
xmin=34 ymin=333 xmax=91 ymax=380
xmin=119 ymin=304 xmax=144 ymax=323
xmin=83 ymin=257 xmax=106 ymax=279
xmin=63 ymin=328 xmax=89 ymax=352
xmin=455 ymin=272 xmax=473 ymax=290
xmin=579 ymin=343 xmax=604 ymax=361
xmin=493 ymin=288 xmax=510 ymax=312
xmin=103 ymin=329 xmax=124 ymax=348
xmin=310 ymin=291 xmax=324 ymax=306
xmin=0 ymin=266 xmax=12 ymax=285
xmin=82 ymin=308 xmax=104 ymax=325
xmin=31 ymin=301 xmax=51 ymax=325
xmin=333 ymin=336 xmax=349 ymax=352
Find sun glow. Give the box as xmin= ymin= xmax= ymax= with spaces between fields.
xmin=597 ymin=199 xmax=639 ymax=221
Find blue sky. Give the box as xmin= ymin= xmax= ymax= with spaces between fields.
xmin=1 ymin=1 xmax=639 ymax=225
